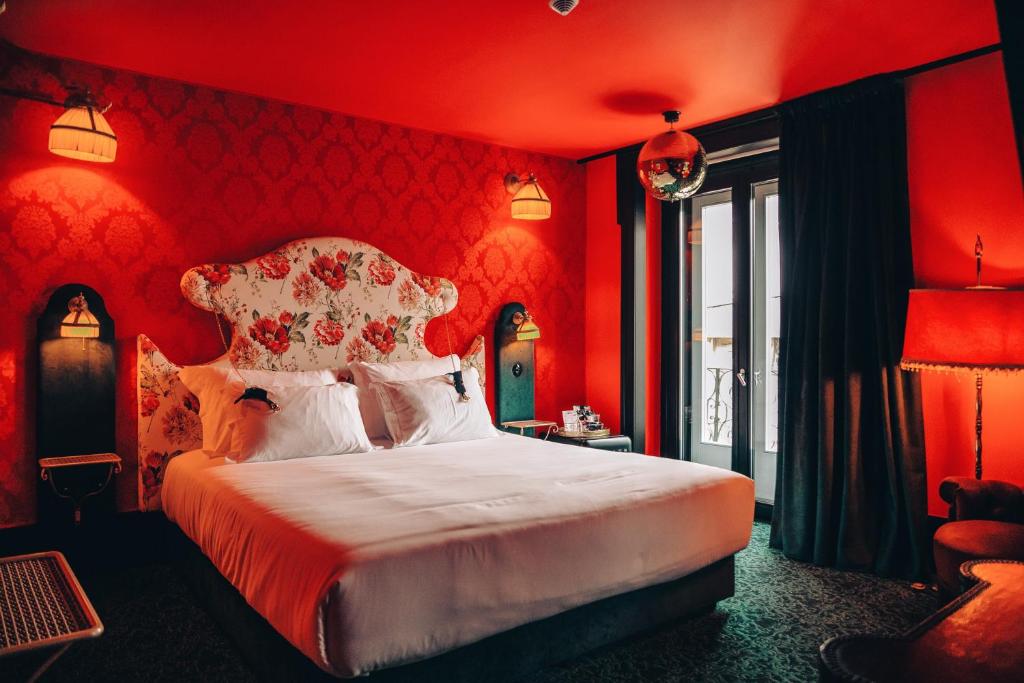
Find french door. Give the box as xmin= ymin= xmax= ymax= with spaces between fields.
xmin=685 ymin=158 xmax=779 ymax=505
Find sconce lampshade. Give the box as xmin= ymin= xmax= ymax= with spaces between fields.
xmin=49 ymin=106 xmax=117 ymax=163
xmin=901 ymin=289 xmax=1024 ymax=374
xmin=513 ymin=310 xmax=541 ymax=341
xmin=60 ymin=293 xmax=101 ymax=338
xmin=510 ymin=175 xmax=551 ymax=220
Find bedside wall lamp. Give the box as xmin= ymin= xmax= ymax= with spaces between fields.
xmin=0 ymin=85 xmax=117 ymax=163
xmin=512 ymin=310 xmax=541 ymax=341
xmin=60 ymin=293 xmax=102 ymax=339
xmin=504 ymin=173 xmax=551 ymax=220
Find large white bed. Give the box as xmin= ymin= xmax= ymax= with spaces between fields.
xmin=162 ymin=434 xmax=752 ymax=677
xmin=137 ymin=237 xmax=755 ymax=679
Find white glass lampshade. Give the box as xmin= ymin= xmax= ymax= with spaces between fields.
xmin=49 ymin=106 xmax=117 ymax=163
xmin=60 ymin=293 xmax=101 ymax=338
xmin=510 ymin=178 xmax=551 ymax=220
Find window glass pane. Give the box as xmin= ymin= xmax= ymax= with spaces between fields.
xmin=701 ymin=201 xmax=733 ymax=446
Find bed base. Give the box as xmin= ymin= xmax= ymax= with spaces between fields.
xmin=165 ymin=522 xmax=735 ymax=682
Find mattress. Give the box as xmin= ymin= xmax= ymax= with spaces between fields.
xmin=162 ymin=434 xmax=754 ymax=678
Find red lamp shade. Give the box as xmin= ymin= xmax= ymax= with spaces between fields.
xmin=901 ymin=289 xmax=1024 ymax=373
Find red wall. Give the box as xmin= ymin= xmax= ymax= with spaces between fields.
xmin=0 ymin=44 xmax=586 ymax=528
xmin=906 ymin=53 xmax=1024 ymax=515
xmin=582 ymin=160 xmax=663 ymax=453
xmin=584 ymin=155 xmax=620 ymax=433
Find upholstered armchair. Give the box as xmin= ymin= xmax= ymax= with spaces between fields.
xmin=933 ymin=477 xmax=1024 ymax=597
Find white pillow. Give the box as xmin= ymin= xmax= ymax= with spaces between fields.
xmin=229 ymin=382 xmax=372 ymax=463
xmin=178 ymin=365 xmax=340 ymax=456
xmin=349 ymin=354 xmax=460 ymax=439
xmin=372 ymin=366 xmax=496 ymax=447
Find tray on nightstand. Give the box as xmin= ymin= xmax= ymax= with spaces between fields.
xmin=554 ymin=428 xmax=611 ymax=439
xmin=548 ymin=433 xmax=633 ymax=452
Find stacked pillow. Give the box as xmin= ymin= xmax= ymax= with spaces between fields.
xmin=230 ymin=382 xmax=372 ymax=463
xmin=179 ymin=366 xmax=371 ymax=463
xmin=180 ymin=355 xmax=497 ymax=463
xmin=348 ymin=354 xmax=461 ymax=439
xmin=370 ymin=366 xmax=496 ymax=446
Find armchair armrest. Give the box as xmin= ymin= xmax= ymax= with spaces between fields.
xmin=939 ymin=477 xmax=1024 ymax=523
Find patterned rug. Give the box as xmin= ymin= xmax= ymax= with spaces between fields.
xmin=19 ymin=523 xmax=937 ymax=682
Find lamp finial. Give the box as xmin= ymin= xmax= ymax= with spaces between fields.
xmin=975 ymin=234 xmax=983 ymax=287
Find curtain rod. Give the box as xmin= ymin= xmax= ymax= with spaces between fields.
xmin=577 ymin=42 xmax=1003 ymax=165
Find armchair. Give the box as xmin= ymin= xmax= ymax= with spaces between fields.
xmin=933 ymin=477 xmax=1024 ymax=597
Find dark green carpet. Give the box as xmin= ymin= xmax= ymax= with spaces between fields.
xmin=15 ymin=523 xmax=937 ymax=682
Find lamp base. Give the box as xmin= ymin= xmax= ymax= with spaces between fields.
xmin=974 ymin=372 xmax=983 ymax=480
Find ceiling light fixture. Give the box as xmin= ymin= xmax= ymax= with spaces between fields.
xmin=549 ymin=0 xmax=579 ymax=16
xmin=637 ymin=110 xmax=707 ymax=201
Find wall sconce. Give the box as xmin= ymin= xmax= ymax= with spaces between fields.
xmin=504 ymin=173 xmax=551 ymax=220
xmin=0 ymin=85 xmax=117 ymax=163
xmin=60 ymin=293 xmax=102 ymax=339
xmin=512 ymin=310 xmax=541 ymax=341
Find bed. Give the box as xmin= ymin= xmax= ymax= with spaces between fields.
xmin=136 ymin=237 xmax=754 ymax=680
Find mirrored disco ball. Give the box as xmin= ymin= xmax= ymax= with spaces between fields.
xmin=636 ymin=129 xmax=708 ymax=201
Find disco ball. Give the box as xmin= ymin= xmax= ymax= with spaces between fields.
xmin=636 ymin=111 xmax=707 ymax=202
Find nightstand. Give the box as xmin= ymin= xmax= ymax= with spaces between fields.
xmin=547 ymin=433 xmax=633 ymax=453
xmin=39 ymin=453 xmax=122 ymax=525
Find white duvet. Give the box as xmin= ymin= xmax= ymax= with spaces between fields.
xmin=162 ymin=434 xmax=753 ymax=677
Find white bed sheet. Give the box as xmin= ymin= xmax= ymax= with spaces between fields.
xmin=162 ymin=434 xmax=753 ymax=677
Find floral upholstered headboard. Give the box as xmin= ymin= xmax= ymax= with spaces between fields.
xmin=137 ymin=237 xmax=485 ymax=511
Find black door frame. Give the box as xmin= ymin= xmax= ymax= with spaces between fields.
xmin=668 ymin=152 xmax=779 ymax=476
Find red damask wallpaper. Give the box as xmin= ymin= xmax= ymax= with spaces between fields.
xmin=0 ymin=43 xmax=586 ymax=527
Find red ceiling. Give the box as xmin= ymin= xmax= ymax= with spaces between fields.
xmin=0 ymin=0 xmax=1000 ymax=159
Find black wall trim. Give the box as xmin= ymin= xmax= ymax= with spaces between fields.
xmin=616 ymin=148 xmax=646 ymax=453
xmin=660 ymin=201 xmax=683 ymax=459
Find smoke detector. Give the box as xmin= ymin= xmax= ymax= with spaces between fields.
xmin=549 ymin=0 xmax=579 ymax=16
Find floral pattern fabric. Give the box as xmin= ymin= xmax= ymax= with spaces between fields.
xmin=137 ymin=335 xmax=202 ymax=510
xmin=138 ymin=237 xmax=485 ymax=511
xmin=181 ymin=238 xmax=459 ymax=371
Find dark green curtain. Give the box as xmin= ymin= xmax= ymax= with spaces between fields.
xmin=769 ymin=76 xmax=928 ymax=579
xmin=995 ymin=0 xmax=1024 ymax=179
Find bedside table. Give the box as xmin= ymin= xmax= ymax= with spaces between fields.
xmin=547 ymin=433 xmax=633 ymax=453
xmin=39 ymin=453 xmax=122 ymax=525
